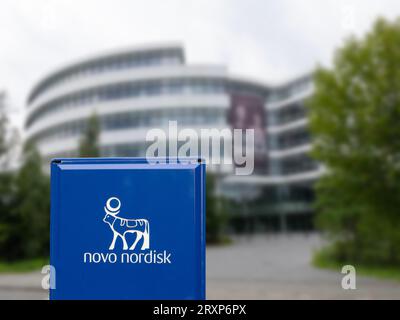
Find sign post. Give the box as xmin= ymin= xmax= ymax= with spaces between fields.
xmin=50 ymin=158 xmax=205 ymax=300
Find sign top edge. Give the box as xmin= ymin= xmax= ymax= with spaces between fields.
xmin=51 ymin=157 xmax=205 ymax=164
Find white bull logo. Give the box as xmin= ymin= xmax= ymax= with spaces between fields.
xmin=103 ymin=197 xmax=150 ymax=251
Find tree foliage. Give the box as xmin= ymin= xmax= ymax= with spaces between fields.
xmin=79 ymin=113 xmax=100 ymax=157
xmin=0 ymin=143 xmax=50 ymax=261
xmin=308 ymin=18 xmax=400 ymax=265
xmin=206 ymin=173 xmax=228 ymax=243
xmin=0 ymin=92 xmax=19 ymax=169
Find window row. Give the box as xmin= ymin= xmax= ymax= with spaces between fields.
xmin=32 ymin=108 xmax=227 ymax=144
xmin=29 ymin=50 xmax=183 ymax=104
xmin=266 ymin=76 xmax=313 ymax=103
xmin=268 ymin=128 xmax=311 ymax=150
xmin=27 ymin=78 xmax=227 ymax=127
xmin=254 ymin=184 xmax=315 ymax=204
xmin=46 ymin=139 xmax=232 ymax=163
xmin=267 ymin=102 xmax=307 ymax=126
xmin=270 ymin=155 xmax=318 ymax=175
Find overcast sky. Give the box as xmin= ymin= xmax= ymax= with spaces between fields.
xmin=1 ymin=0 xmax=400 ymax=128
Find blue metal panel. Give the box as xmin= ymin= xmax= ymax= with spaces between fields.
xmin=50 ymin=158 xmax=205 ymax=300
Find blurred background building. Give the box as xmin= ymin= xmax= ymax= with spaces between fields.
xmin=25 ymin=43 xmax=319 ymax=232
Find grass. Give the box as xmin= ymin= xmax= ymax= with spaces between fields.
xmin=313 ymin=248 xmax=400 ymax=282
xmin=0 ymin=257 xmax=49 ymax=273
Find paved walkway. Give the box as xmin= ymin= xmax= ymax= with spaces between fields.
xmin=0 ymin=271 xmax=48 ymax=299
xmin=0 ymin=234 xmax=399 ymax=299
xmin=207 ymin=234 xmax=400 ymax=299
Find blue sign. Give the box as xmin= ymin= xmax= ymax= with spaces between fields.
xmin=50 ymin=158 xmax=206 ymax=300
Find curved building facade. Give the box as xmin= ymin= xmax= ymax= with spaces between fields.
xmin=26 ymin=43 xmax=320 ymax=231
xmin=26 ymin=44 xmax=267 ymax=164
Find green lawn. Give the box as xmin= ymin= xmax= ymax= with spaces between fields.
xmin=313 ymin=249 xmax=400 ymax=282
xmin=0 ymin=257 xmax=49 ymax=273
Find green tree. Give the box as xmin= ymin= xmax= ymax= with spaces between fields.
xmin=8 ymin=143 xmax=50 ymax=260
xmin=0 ymin=93 xmax=49 ymax=261
xmin=79 ymin=113 xmax=100 ymax=157
xmin=308 ymin=18 xmax=400 ymax=265
xmin=0 ymin=142 xmax=50 ymax=261
xmin=0 ymin=91 xmax=16 ymax=168
xmin=0 ymin=171 xmax=14 ymax=259
xmin=206 ymin=174 xmax=227 ymax=244
xmin=0 ymin=92 xmax=18 ymax=260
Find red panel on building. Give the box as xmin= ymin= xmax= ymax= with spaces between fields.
xmin=228 ymin=93 xmax=268 ymax=171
